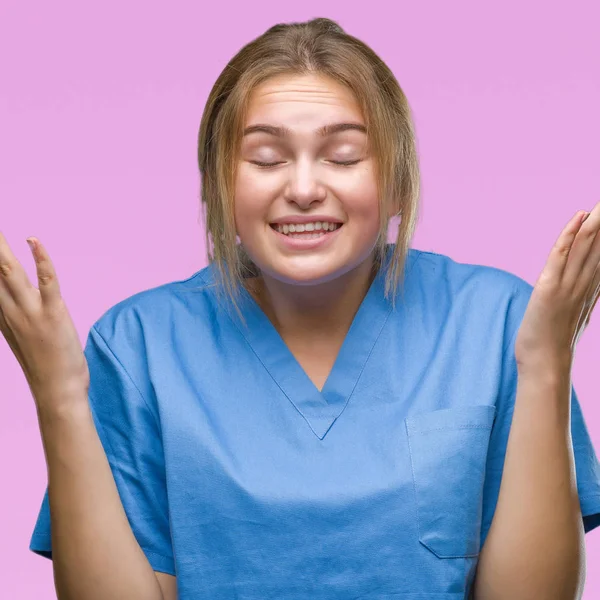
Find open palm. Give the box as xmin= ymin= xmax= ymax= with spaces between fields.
xmin=515 ymin=202 xmax=600 ymax=372
xmin=0 ymin=234 xmax=89 ymax=407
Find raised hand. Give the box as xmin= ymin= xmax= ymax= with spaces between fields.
xmin=515 ymin=201 xmax=600 ymax=374
xmin=0 ymin=233 xmax=89 ymax=411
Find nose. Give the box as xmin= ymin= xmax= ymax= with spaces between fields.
xmin=282 ymin=157 xmax=327 ymax=209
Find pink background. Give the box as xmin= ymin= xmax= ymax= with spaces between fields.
xmin=1 ymin=1 xmax=599 ymax=597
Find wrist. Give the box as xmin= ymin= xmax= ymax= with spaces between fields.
xmin=516 ymin=362 xmax=573 ymax=396
xmin=516 ymin=350 xmax=573 ymax=381
xmin=34 ymin=386 xmax=91 ymax=423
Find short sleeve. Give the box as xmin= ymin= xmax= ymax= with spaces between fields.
xmin=480 ymin=281 xmax=600 ymax=550
xmin=29 ymin=322 xmax=175 ymax=576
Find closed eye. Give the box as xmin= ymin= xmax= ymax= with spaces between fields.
xmin=250 ymin=159 xmax=362 ymax=169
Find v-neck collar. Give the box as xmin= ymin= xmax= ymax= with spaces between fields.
xmin=215 ymin=246 xmax=418 ymax=440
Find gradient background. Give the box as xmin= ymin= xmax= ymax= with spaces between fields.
xmin=1 ymin=1 xmax=599 ymax=598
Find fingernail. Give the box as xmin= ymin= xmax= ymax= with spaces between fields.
xmin=26 ymin=238 xmax=36 ymax=253
xmin=581 ymin=212 xmax=590 ymax=224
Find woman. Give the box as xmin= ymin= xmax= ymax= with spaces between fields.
xmin=2 ymin=17 xmax=599 ymax=599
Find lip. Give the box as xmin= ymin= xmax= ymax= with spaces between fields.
xmin=270 ymin=222 xmax=344 ymax=250
xmin=269 ymin=215 xmax=344 ymax=225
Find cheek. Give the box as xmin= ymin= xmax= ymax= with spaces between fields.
xmin=343 ymin=176 xmax=381 ymax=228
xmin=233 ymin=169 xmax=270 ymax=228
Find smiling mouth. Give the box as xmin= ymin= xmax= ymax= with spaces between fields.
xmin=270 ymin=221 xmax=342 ymax=239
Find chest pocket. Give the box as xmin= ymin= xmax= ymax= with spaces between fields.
xmin=405 ymin=404 xmax=497 ymax=559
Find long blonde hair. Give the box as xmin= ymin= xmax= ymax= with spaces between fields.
xmin=197 ymin=17 xmax=420 ymax=310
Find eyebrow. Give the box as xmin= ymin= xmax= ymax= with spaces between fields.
xmin=242 ymin=122 xmax=367 ymax=138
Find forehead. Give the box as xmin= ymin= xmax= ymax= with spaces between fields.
xmin=244 ymin=73 xmax=364 ymax=124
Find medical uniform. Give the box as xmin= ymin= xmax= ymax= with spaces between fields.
xmin=30 ymin=245 xmax=600 ymax=599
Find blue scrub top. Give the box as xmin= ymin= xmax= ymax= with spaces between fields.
xmin=30 ymin=245 xmax=600 ymax=599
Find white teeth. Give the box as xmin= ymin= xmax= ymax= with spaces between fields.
xmin=288 ymin=232 xmax=326 ymax=239
xmin=273 ymin=221 xmax=341 ymax=236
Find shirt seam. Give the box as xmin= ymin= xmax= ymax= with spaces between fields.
xmin=137 ymin=548 xmax=175 ymax=562
xmin=91 ymin=324 xmax=160 ymax=431
xmin=31 ymin=532 xmax=175 ymax=562
xmin=87 ymin=325 xmax=172 ymax=556
xmin=580 ymin=492 xmax=600 ymax=502
xmin=500 ymin=283 xmax=523 ymax=365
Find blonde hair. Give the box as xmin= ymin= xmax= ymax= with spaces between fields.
xmin=197 ymin=17 xmax=420 ymax=311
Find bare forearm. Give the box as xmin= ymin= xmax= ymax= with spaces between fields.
xmin=474 ymin=368 xmax=585 ymax=600
xmin=36 ymin=394 xmax=164 ymax=600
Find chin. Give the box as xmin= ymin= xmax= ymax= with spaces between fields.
xmin=242 ymin=236 xmax=378 ymax=287
xmin=259 ymin=258 xmax=357 ymax=287
xmin=273 ymin=270 xmax=339 ymax=286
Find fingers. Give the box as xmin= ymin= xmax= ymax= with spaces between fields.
xmin=0 ymin=232 xmax=61 ymax=311
xmin=25 ymin=237 xmax=62 ymax=305
xmin=579 ymin=209 xmax=600 ymax=294
xmin=582 ymin=263 xmax=600 ymax=328
xmin=546 ymin=210 xmax=589 ymax=283
xmin=563 ymin=200 xmax=600 ymax=291
xmin=0 ymin=231 xmax=32 ymax=311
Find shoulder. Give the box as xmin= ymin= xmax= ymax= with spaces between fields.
xmin=408 ymin=248 xmax=535 ymax=355
xmin=84 ymin=265 xmax=220 ymax=403
xmin=411 ymin=247 xmax=533 ymax=304
xmin=91 ymin=264 xmax=216 ymax=350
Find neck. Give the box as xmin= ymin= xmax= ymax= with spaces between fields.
xmin=246 ymin=254 xmax=378 ymax=340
